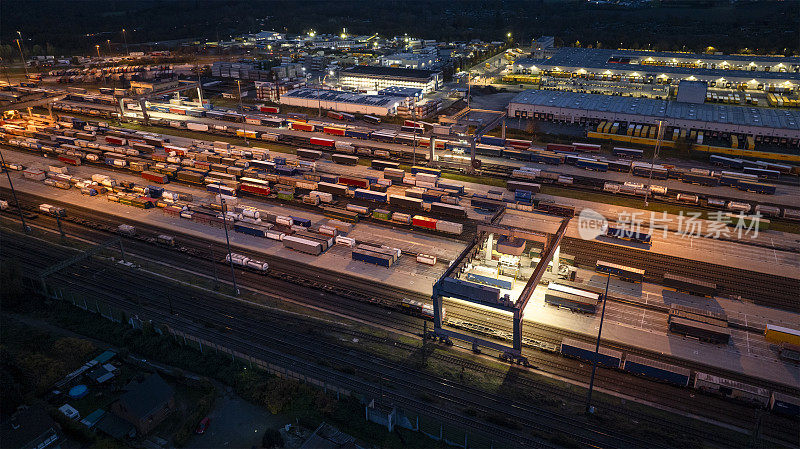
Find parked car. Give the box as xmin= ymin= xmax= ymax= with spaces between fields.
xmin=195 ymin=417 xmax=210 ymax=434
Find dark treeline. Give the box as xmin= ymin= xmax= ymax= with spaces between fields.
xmin=1 ymin=0 xmax=797 ymax=59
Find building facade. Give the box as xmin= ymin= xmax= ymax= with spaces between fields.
xmin=339 ymin=66 xmax=442 ymax=94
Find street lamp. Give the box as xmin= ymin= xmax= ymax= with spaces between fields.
xmin=317 ymin=74 xmax=329 ymax=117
xmin=219 ymin=196 xmax=239 ymax=296
xmin=15 ymin=31 xmax=29 ymax=79
xmin=95 ymin=45 xmax=101 ymax=59
xmin=107 ymin=39 xmax=111 ymax=53
xmin=122 ymin=28 xmax=129 ymax=56
xmin=585 ymin=272 xmax=611 ymax=414
xmin=236 ymin=80 xmax=248 ymax=145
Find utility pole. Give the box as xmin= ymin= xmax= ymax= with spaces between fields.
xmin=644 ymin=120 xmax=663 ymax=207
xmin=0 ymin=149 xmax=29 ymax=233
xmin=585 ymin=273 xmax=611 ymax=414
xmin=219 ymin=196 xmax=239 ymax=295
xmin=15 ymin=31 xmax=29 ymax=79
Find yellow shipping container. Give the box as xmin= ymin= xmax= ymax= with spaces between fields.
xmin=597 ymin=121 xmax=607 ymax=133
xmin=627 ymin=124 xmax=635 ymax=136
xmin=648 ymin=127 xmax=656 ymax=139
xmin=731 ymin=135 xmax=738 ymax=149
xmin=746 ymin=136 xmax=755 ymax=150
xmin=765 ymin=324 xmax=800 ymax=346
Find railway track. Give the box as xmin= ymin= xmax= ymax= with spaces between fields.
xmin=3 ymin=215 xmax=798 ymax=447
xmin=3 ymin=234 xmax=683 ymax=449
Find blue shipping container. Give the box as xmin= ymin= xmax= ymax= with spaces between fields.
xmin=623 ymin=359 xmax=689 ymax=386
xmin=480 ymin=135 xmax=505 ymax=146
xmin=352 ymin=248 xmax=392 ymax=267
xmin=560 ymin=343 xmax=620 ymax=368
xmin=466 ymin=272 xmax=513 ymax=290
xmin=289 ymin=216 xmax=312 ymax=227
xmin=438 ymin=278 xmax=501 ymax=305
xmin=234 ymin=223 xmax=269 ymax=237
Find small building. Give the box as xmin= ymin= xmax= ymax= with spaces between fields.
xmin=676 ymin=80 xmax=708 ymax=104
xmin=110 ymin=374 xmax=175 ymax=436
xmin=57 ymin=404 xmax=80 ymax=420
xmin=0 ymin=406 xmax=62 ymax=449
xmin=339 ymin=66 xmax=442 ymax=94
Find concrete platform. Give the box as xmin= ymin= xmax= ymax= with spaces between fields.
xmin=519 ymin=282 xmax=800 ymax=389
xmin=0 ymin=152 xmax=472 ymax=296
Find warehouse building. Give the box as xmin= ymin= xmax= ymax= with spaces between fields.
xmin=513 ymin=47 xmax=800 ymax=91
xmin=507 ymin=90 xmax=800 ymax=140
xmin=280 ymin=88 xmax=402 ymax=116
xmin=339 ymin=66 xmax=442 ymax=94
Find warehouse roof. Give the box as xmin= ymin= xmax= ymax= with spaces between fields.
xmin=283 ymin=88 xmax=400 ymax=106
xmin=517 ymin=48 xmax=800 ymax=81
xmin=509 ymin=90 xmax=800 ymax=131
xmin=341 ymin=66 xmax=441 ymax=80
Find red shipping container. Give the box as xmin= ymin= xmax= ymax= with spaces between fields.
xmin=141 ymin=171 xmax=169 ymax=184
xmin=573 ymin=142 xmax=601 ymax=152
xmin=169 ymin=108 xmax=186 ymax=115
xmin=506 ymin=138 xmax=532 ymax=149
xmin=259 ymin=106 xmax=279 ymax=114
xmin=291 ymin=122 xmax=314 ymax=132
xmin=546 ymin=143 xmax=575 ymax=152
xmin=241 ymin=183 xmax=271 ymax=197
xmin=338 ymin=177 xmax=369 ymax=189
xmin=412 ymin=215 xmax=437 ymax=229
xmin=310 ymin=137 xmax=335 ymax=147
xmin=105 ymin=136 xmax=126 ymax=146
xmin=58 ymin=155 xmax=81 ymax=165
xmin=323 ymin=127 xmax=346 ymax=136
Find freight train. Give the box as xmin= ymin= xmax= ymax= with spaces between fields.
xmin=559 ymin=338 xmax=799 ymax=416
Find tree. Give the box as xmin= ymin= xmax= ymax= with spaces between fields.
xmin=261 ymin=428 xmax=284 ymax=448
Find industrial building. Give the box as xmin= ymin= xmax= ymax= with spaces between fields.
xmin=279 ymin=88 xmax=402 ymax=116
xmin=339 ymin=66 xmax=442 ymax=94
xmin=513 ymin=47 xmax=800 ymax=91
xmin=507 ymin=90 xmax=800 ymax=140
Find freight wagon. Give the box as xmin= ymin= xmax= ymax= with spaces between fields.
xmin=681 ymin=172 xmax=719 ymax=187
xmin=663 ymin=273 xmax=717 ymax=297
xmin=770 ymin=392 xmax=800 ymax=417
xmin=372 ymin=160 xmax=400 ymax=171
xmin=622 ymin=355 xmax=690 ymax=387
xmin=506 ymin=180 xmax=541 ymax=194
xmin=400 ymin=298 xmax=440 ymax=320
xmin=331 ymin=154 xmax=358 ymax=165
xmin=321 ymin=206 xmax=359 ymax=223
xmin=536 ymin=202 xmax=575 ymax=217
xmin=605 ymin=227 xmax=651 ymax=244
xmin=668 ymin=316 xmax=731 ymax=344
xmin=297 ymin=148 xmax=323 ymax=160
xmin=559 ymin=338 xmax=621 ymax=368
xmin=736 ymin=181 xmax=776 ymax=195
xmin=596 ymin=260 xmax=644 ymax=283
xmin=430 ymin=202 xmax=466 ymax=218
xmin=612 ymin=147 xmax=643 ymax=158
xmin=545 ymin=284 xmax=601 ymax=314
xmin=693 ymin=373 xmax=770 ymax=407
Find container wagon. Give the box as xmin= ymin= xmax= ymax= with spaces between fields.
xmin=770 ymin=392 xmax=800 ymax=417
xmin=596 ymin=261 xmax=644 ymax=283
xmin=693 ymin=372 xmax=770 ymax=407
xmin=560 ymin=338 xmax=622 ymax=368
xmin=606 ymin=227 xmax=651 ymax=244
xmin=331 ymin=154 xmax=358 ymax=165
xmin=668 ymin=316 xmax=731 ymax=344
xmin=663 ymin=273 xmax=717 ymax=297
xmin=545 ymin=284 xmax=601 ymax=314
xmin=622 ymin=355 xmax=690 ymax=387
xmin=282 ymin=235 xmax=323 ymax=255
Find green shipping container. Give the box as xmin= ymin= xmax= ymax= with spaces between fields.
xmin=372 ymin=209 xmax=391 ymax=220
xmin=278 ymin=193 xmax=294 ymax=201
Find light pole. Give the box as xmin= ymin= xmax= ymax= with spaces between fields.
xmin=107 ymin=39 xmax=112 ymax=54
xmin=122 ymin=29 xmax=129 ymax=56
xmin=95 ymin=45 xmax=101 ymax=59
xmin=644 ymin=120 xmax=663 ymax=207
xmin=317 ymin=74 xmax=329 ymax=117
xmin=0 ymin=149 xmax=29 ymax=233
xmin=585 ymin=272 xmax=611 ymax=414
xmin=219 ymin=196 xmax=239 ymax=296
xmin=236 ymin=80 xmax=248 ymax=145
xmin=15 ymin=31 xmax=29 ymax=79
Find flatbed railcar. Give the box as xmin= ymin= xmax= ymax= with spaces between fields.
xmin=596 ymin=260 xmax=644 ymax=283
xmin=559 ymin=338 xmax=621 ymax=368
xmin=663 ymin=273 xmax=717 ymax=297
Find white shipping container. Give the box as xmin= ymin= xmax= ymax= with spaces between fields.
xmin=23 ymin=169 xmax=46 ymax=181
xmin=276 ymin=216 xmax=293 ymax=226
xmin=266 ymin=230 xmax=285 ymax=241
xmin=318 ymin=225 xmax=338 ymax=237
xmin=402 ymin=176 xmax=416 ymax=185
xmin=416 ymin=181 xmax=436 ymax=189
xmin=48 ymin=164 xmax=69 ymax=174
xmin=417 ymin=173 xmax=438 ymax=183
xmin=335 ymin=236 xmax=356 ymax=247
xmin=310 ymin=191 xmax=334 ymax=203
xmin=435 ymin=220 xmax=463 ymax=234
xmin=416 ymin=254 xmax=437 ymax=265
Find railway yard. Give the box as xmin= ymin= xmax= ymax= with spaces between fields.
xmin=2 ymin=93 xmax=800 ymax=448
